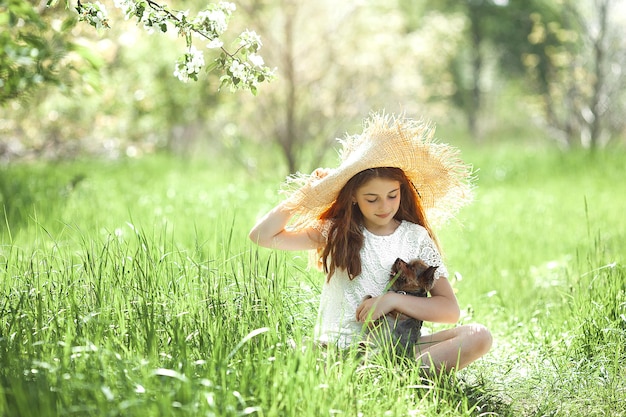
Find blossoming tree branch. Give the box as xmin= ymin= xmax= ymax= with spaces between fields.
xmin=73 ymin=0 xmax=275 ymax=94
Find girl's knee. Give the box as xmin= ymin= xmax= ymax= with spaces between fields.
xmin=466 ymin=323 xmax=493 ymax=354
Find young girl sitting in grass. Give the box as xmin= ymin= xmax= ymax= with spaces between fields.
xmin=249 ymin=112 xmax=492 ymax=373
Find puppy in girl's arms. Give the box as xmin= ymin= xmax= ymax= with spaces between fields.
xmin=364 ymin=258 xmax=438 ymax=356
xmin=249 ymin=112 xmax=492 ymax=372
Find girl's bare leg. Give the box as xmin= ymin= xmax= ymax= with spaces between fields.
xmin=415 ymin=324 xmax=492 ymax=373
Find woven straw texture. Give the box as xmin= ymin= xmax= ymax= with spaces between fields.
xmin=281 ymin=112 xmax=474 ymax=230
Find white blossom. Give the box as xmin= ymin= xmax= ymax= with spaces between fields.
xmin=173 ymin=65 xmax=187 ymax=82
xmin=229 ymin=60 xmax=246 ymax=80
xmin=218 ymin=2 xmax=236 ymax=13
xmin=78 ymin=1 xmax=110 ymax=30
xmin=239 ymin=29 xmax=262 ymax=50
xmin=206 ymin=38 xmax=224 ymax=49
xmin=94 ymin=2 xmax=108 ymax=20
xmin=82 ymin=0 xmax=271 ymax=93
xmin=195 ymin=9 xmax=228 ymax=35
xmin=174 ymin=46 xmax=205 ymax=82
xmin=176 ymin=10 xmax=190 ymax=21
xmin=113 ymin=0 xmax=133 ymax=18
xmin=248 ymin=53 xmax=264 ymax=67
xmin=187 ymin=46 xmax=205 ymax=72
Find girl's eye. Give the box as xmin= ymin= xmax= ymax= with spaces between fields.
xmin=388 ymin=194 xmax=398 ymax=199
xmin=366 ymin=199 xmax=377 ymax=203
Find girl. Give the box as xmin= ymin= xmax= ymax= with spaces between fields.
xmin=249 ymin=113 xmax=492 ymax=372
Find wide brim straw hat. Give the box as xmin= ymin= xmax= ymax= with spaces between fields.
xmin=281 ymin=112 xmax=474 ymax=230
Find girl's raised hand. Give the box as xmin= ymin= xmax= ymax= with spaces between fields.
xmin=310 ymin=167 xmax=332 ymax=183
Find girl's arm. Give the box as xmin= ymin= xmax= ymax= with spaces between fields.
xmin=249 ymin=202 xmax=324 ymax=251
xmin=356 ymin=276 xmax=460 ymax=324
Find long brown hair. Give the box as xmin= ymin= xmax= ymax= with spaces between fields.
xmin=319 ymin=167 xmax=440 ymax=281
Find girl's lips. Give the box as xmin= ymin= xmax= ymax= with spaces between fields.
xmin=376 ymin=213 xmax=391 ymax=219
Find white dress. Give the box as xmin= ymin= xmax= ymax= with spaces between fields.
xmin=314 ymin=220 xmax=448 ymax=348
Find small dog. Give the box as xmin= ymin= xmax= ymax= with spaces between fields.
xmin=364 ymin=258 xmax=438 ymax=355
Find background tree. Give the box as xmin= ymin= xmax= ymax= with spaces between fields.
xmin=1 ymin=0 xmax=273 ymax=160
xmin=402 ymin=0 xmax=626 ymax=148
xmin=0 ymin=0 xmax=101 ymax=104
xmin=521 ymin=0 xmax=626 ymax=149
xmin=2 ymin=0 xmax=625 ymax=166
xmin=406 ymin=0 xmax=559 ymax=140
xmin=229 ymin=0 xmax=452 ymax=174
xmin=404 ymin=0 xmax=511 ymax=139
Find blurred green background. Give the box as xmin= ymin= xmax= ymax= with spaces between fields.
xmin=1 ymin=1 xmax=625 ymax=416
xmin=2 ymin=0 xmax=625 ymax=171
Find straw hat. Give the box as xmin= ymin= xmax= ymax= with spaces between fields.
xmin=281 ymin=112 xmax=474 ymax=230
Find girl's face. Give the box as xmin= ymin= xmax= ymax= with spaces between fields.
xmin=353 ymin=177 xmax=401 ymax=235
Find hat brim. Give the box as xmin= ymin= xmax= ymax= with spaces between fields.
xmin=282 ymin=112 xmax=474 ymax=230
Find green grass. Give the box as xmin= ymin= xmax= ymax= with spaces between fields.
xmin=0 ymin=144 xmax=624 ymax=416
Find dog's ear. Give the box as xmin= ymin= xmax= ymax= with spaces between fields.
xmin=421 ymin=266 xmax=438 ymax=280
xmin=417 ymin=266 xmax=438 ymax=289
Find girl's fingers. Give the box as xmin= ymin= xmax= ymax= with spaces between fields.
xmin=312 ymin=168 xmax=332 ymax=179
xmin=356 ymin=296 xmax=378 ymax=322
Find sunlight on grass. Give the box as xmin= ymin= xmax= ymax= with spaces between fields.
xmin=0 ymin=147 xmax=624 ymax=416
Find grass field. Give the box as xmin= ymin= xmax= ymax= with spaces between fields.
xmin=0 ymin=141 xmax=625 ymax=416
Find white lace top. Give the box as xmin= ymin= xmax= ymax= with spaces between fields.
xmin=314 ymin=220 xmax=448 ymax=348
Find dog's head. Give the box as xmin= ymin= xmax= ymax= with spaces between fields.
xmin=390 ymin=258 xmax=438 ymax=296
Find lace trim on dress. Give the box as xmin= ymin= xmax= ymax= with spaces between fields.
xmin=314 ymin=221 xmax=448 ymax=347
